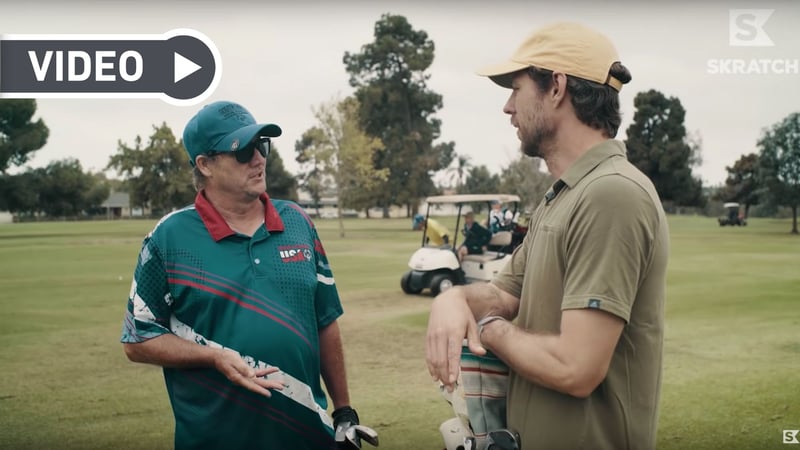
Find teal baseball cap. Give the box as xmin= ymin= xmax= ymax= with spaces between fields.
xmin=182 ymin=101 xmax=282 ymax=166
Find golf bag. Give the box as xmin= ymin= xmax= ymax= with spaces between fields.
xmin=439 ymin=341 xmax=520 ymax=450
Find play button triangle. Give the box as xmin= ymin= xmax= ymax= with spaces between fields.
xmin=174 ymin=52 xmax=201 ymax=83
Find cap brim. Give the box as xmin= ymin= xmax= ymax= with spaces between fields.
xmin=476 ymin=61 xmax=528 ymax=88
xmin=215 ymin=123 xmax=282 ymax=153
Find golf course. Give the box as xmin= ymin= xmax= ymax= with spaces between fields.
xmin=0 ymin=215 xmax=798 ymax=449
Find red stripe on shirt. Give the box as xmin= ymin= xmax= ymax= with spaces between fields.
xmin=185 ymin=372 xmax=333 ymax=448
xmin=168 ymin=277 xmax=312 ymax=349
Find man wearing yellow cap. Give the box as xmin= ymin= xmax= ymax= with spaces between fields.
xmin=426 ymin=23 xmax=668 ymax=450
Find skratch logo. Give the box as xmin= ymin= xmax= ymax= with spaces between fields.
xmin=278 ymin=245 xmax=313 ymax=263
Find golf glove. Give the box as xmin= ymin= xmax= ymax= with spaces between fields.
xmin=333 ymin=406 xmax=379 ymax=449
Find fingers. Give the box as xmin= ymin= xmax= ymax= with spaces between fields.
xmin=466 ymin=319 xmax=486 ymax=357
xmin=254 ymin=365 xmax=280 ymax=377
xmin=446 ymin=336 xmax=461 ymax=387
xmin=426 ymin=324 xmax=451 ymax=386
xmin=253 ymin=375 xmax=286 ymax=392
xmin=227 ymin=368 xmax=285 ymax=398
xmin=215 ymin=350 xmax=284 ymax=399
xmin=426 ymin=293 xmax=477 ymax=390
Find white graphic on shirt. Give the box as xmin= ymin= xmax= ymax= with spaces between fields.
xmin=169 ymin=315 xmax=333 ymax=430
xmin=317 ymin=274 xmax=335 ymax=286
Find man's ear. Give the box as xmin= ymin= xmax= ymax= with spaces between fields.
xmin=195 ymin=155 xmax=214 ymax=177
xmin=551 ymin=72 xmax=568 ymax=107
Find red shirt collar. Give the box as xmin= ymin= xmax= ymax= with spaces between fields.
xmin=195 ymin=190 xmax=285 ymax=241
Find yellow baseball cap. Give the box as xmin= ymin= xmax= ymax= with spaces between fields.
xmin=477 ymin=22 xmax=625 ymax=91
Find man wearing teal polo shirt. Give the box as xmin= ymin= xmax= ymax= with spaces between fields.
xmin=121 ymin=101 xmax=369 ymax=450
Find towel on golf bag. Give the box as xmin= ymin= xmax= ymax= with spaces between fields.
xmin=441 ymin=341 xmax=509 ymax=450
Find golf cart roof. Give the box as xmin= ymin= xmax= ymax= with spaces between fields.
xmin=424 ymin=194 xmax=521 ymax=205
xmin=723 ymin=202 xmax=740 ymax=208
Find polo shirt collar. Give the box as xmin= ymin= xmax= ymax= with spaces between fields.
xmin=195 ymin=190 xmax=285 ymax=241
xmin=560 ymin=139 xmax=626 ymax=189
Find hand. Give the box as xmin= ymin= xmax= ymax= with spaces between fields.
xmin=425 ymin=287 xmax=485 ymax=392
xmin=334 ymin=406 xmax=379 ymax=449
xmin=213 ymin=348 xmax=284 ymax=398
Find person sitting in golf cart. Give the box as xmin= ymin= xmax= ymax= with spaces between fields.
xmin=489 ymin=200 xmax=515 ymax=233
xmin=413 ymin=214 xmax=451 ymax=247
xmin=457 ymin=211 xmax=493 ymax=262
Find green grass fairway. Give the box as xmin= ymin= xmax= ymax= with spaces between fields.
xmin=0 ymin=216 xmax=798 ymax=449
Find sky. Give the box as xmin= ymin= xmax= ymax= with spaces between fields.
xmin=2 ymin=0 xmax=799 ymax=187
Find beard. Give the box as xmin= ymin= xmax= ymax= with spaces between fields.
xmin=519 ymin=102 xmax=556 ymax=159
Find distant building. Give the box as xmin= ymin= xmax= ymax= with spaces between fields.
xmin=100 ymin=191 xmax=132 ymax=218
xmin=0 ymin=211 xmax=12 ymax=224
xmin=297 ymin=191 xmax=359 ymax=219
xmin=297 ymin=189 xmax=418 ymax=219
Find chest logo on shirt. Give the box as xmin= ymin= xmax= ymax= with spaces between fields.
xmin=278 ymin=244 xmax=313 ymax=263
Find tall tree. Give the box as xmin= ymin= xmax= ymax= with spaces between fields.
xmin=498 ymin=156 xmax=554 ymax=212
xmin=0 ymin=99 xmax=49 ymax=174
xmin=0 ymin=170 xmax=41 ymax=216
xmin=758 ymin=112 xmax=800 ymax=234
xmin=624 ymin=89 xmax=705 ymax=208
xmin=716 ymin=153 xmax=760 ymax=218
xmin=446 ymin=154 xmax=472 ymax=190
xmin=266 ymin=144 xmax=298 ymax=202
xmin=1 ymin=159 xmax=108 ymax=217
xmin=295 ymin=126 xmax=334 ymax=218
xmin=295 ymin=96 xmax=388 ymax=236
xmin=106 ymin=123 xmax=194 ymax=215
xmin=36 ymin=158 xmax=108 ymax=217
xmin=459 ymin=165 xmax=501 ymax=198
xmin=344 ymin=13 xmax=455 ymax=217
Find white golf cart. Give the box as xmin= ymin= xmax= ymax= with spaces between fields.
xmin=401 ymin=194 xmax=523 ymax=296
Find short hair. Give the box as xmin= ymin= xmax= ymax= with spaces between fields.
xmin=527 ymin=62 xmax=632 ymax=138
xmin=192 ymin=166 xmax=206 ymax=191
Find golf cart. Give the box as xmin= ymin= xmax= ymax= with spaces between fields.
xmin=718 ymin=202 xmax=747 ymax=226
xmin=401 ymin=194 xmax=523 ymax=296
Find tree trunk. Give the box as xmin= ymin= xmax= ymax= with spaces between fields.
xmin=792 ymin=205 xmax=798 ymax=234
xmin=337 ymin=205 xmax=345 ymax=238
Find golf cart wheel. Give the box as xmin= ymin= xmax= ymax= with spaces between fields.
xmin=430 ymin=273 xmax=455 ymax=297
xmin=401 ymin=271 xmax=422 ymax=294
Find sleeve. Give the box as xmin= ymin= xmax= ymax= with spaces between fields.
xmin=432 ymin=220 xmax=449 ymax=239
xmin=312 ymin=226 xmax=344 ymax=329
xmin=561 ymin=175 xmax=660 ymax=322
xmin=120 ymin=236 xmax=173 ymax=343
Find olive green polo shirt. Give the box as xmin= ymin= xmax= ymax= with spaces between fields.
xmin=493 ymin=139 xmax=669 ymax=450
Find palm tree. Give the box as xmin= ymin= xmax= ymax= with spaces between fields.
xmin=447 ymin=155 xmax=472 ymax=190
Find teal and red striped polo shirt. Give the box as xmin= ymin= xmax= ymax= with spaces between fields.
xmin=121 ymin=191 xmax=342 ymax=450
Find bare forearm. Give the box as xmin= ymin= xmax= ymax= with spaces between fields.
xmin=481 ymin=309 xmax=623 ymax=398
xmin=480 ymin=320 xmax=581 ymax=395
xmin=123 ymin=333 xmax=220 ymax=369
xmin=319 ymin=321 xmax=350 ymax=409
xmin=463 ymin=283 xmax=519 ymax=321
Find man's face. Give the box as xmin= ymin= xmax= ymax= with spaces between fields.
xmin=503 ymin=71 xmax=556 ymax=159
xmin=200 ymin=145 xmax=267 ymax=200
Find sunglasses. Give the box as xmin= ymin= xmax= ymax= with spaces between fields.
xmin=206 ymin=136 xmax=271 ymax=164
